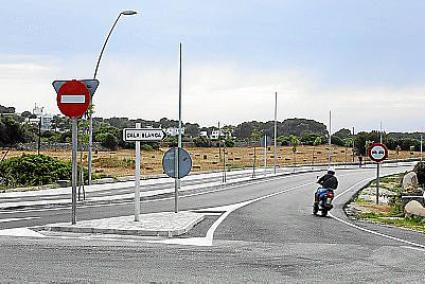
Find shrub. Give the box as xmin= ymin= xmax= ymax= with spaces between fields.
xmin=194 ymin=136 xmax=211 ymax=147
xmin=414 ymin=162 xmax=425 ymax=187
xmin=224 ymin=138 xmax=235 ymax=147
xmin=141 ymin=144 xmax=153 ymax=151
xmin=0 ymin=154 xmax=71 ymax=187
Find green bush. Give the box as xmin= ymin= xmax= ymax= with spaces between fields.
xmin=0 ymin=154 xmax=71 ymax=187
xmin=141 ymin=144 xmax=153 ymax=151
xmin=194 ymin=136 xmax=211 ymax=147
xmin=414 ymin=162 xmax=425 ymax=187
xmin=224 ymin=138 xmax=235 ymax=147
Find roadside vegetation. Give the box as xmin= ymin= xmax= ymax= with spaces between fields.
xmin=350 ymin=173 xmax=425 ymax=232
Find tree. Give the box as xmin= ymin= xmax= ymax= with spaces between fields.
xmin=194 ymin=136 xmax=211 ymax=147
xmin=184 ymin=123 xmax=200 ymax=138
xmin=97 ymin=133 xmax=118 ymax=150
xmin=312 ymin=136 xmax=322 ymax=165
xmin=334 ymin=128 xmax=352 ymax=139
xmin=0 ymin=116 xmax=27 ymax=146
xmin=289 ymin=135 xmax=300 ymax=166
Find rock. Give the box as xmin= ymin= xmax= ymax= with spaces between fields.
xmin=404 ymin=200 xmax=425 ymax=218
xmin=402 ymin=172 xmax=421 ymax=194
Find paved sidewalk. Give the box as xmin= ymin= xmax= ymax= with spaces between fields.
xmin=0 ymin=166 xmax=322 ymax=210
xmin=39 ymin=211 xmax=205 ymax=237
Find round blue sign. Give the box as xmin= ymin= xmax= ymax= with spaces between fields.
xmin=162 ymin=147 xmax=192 ymax=178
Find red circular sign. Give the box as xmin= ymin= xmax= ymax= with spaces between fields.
xmin=368 ymin=143 xmax=389 ymax=163
xmin=56 ymin=80 xmax=90 ymax=118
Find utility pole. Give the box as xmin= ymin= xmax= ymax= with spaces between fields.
xmin=421 ymin=134 xmax=423 ymax=162
xmin=264 ymin=133 xmax=267 ymax=176
xmin=274 ymin=91 xmax=277 ymax=174
xmin=37 ymin=116 xmax=42 ymax=155
xmin=174 ymin=42 xmax=182 ymax=213
xmin=352 ymin=127 xmax=355 ymax=162
xmin=218 ymin=121 xmax=222 ymax=162
xmin=134 ymin=122 xmax=141 ymax=221
xmin=328 ymin=110 xmax=332 ymax=167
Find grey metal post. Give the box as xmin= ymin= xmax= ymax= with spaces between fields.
xmin=37 ymin=116 xmax=42 ymax=155
xmin=376 ymin=162 xmax=380 ymax=205
xmin=328 ymin=110 xmax=332 ymax=167
xmin=218 ymin=121 xmax=222 ymax=162
xmin=223 ymin=140 xmax=227 ymax=183
xmin=134 ymin=122 xmax=141 ymax=221
xmin=89 ymin=10 xmax=138 ymax=185
xmin=252 ymin=142 xmax=256 ymax=178
xmin=274 ymin=91 xmax=277 ymax=174
xmin=71 ymin=118 xmax=78 ymax=225
xmin=352 ymin=127 xmax=355 ymax=162
xmin=264 ymin=134 xmax=267 ymax=176
xmin=175 ymin=42 xmax=182 ymax=213
xmin=421 ymin=134 xmax=423 ymax=162
xmin=376 ymin=123 xmax=383 ymax=205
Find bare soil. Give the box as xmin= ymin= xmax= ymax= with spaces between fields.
xmin=1 ymin=145 xmax=420 ymax=178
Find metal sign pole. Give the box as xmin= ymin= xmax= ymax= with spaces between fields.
xmin=328 ymin=110 xmax=332 ymax=167
xmin=134 ymin=122 xmax=141 ymax=221
xmin=175 ymin=42 xmax=182 ymax=213
xmin=376 ymin=162 xmax=380 ymax=205
xmin=71 ymin=118 xmax=78 ymax=225
xmin=223 ymin=140 xmax=227 ymax=183
xmin=264 ymin=134 xmax=267 ymax=175
xmin=274 ymin=91 xmax=277 ymax=174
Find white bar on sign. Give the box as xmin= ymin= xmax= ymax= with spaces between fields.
xmin=61 ymin=95 xmax=85 ymax=104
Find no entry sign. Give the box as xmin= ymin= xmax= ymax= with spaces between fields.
xmin=368 ymin=143 xmax=388 ymax=163
xmin=54 ymin=80 xmax=90 ymax=118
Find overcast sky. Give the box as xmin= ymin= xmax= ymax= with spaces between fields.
xmin=1 ymin=0 xmax=425 ymax=132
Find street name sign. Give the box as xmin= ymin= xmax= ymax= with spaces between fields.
xmin=54 ymin=80 xmax=90 ymax=118
xmin=123 ymin=128 xmax=166 ymax=142
xmin=368 ymin=143 xmax=388 ymax=163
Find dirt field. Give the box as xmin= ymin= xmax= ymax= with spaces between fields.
xmin=1 ymin=145 xmax=421 ymax=178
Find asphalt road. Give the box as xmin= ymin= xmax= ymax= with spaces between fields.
xmin=1 ymin=166 xmax=425 ymax=283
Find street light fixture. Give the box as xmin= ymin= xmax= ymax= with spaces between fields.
xmin=88 ymin=10 xmax=138 ymax=185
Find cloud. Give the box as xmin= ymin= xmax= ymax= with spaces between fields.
xmin=1 ymin=55 xmax=425 ymax=132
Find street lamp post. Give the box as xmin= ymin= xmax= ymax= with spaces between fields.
xmin=88 ymin=10 xmax=138 ymax=185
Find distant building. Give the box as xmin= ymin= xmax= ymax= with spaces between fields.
xmin=200 ymin=131 xmax=208 ymax=137
xmin=164 ymin=127 xmax=185 ymax=137
xmin=29 ymin=104 xmax=53 ymax=132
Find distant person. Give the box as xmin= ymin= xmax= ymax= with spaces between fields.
xmin=358 ymin=156 xmax=363 ymax=168
xmin=314 ymin=167 xmax=338 ymax=204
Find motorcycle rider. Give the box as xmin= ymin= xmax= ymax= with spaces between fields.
xmin=315 ymin=167 xmax=338 ymax=205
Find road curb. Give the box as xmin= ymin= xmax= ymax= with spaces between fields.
xmin=38 ymin=213 xmax=205 ymax=237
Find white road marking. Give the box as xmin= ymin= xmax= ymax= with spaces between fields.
xmin=0 ymin=217 xmax=40 ymax=223
xmin=401 ymin=246 xmax=425 ymax=253
xmin=329 ymin=177 xmax=425 ymax=251
xmin=151 ymin=181 xmax=315 ymax=247
xmin=0 ymin=228 xmax=45 ymax=238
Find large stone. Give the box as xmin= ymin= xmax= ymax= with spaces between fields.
xmin=402 ymin=172 xmax=420 ymax=194
xmin=404 ymin=200 xmax=425 ymax=218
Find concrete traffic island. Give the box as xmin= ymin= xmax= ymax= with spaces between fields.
xmin=39 ymin=211 xmax=205 ymax=237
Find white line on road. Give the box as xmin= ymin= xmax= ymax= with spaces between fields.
xmin=152 ymin=181 xmax=316 ymax=247
xmin=0 ymin=217 xmax=40 ymax=223
xmin=330 ymin=177 xmax=425 ymax=251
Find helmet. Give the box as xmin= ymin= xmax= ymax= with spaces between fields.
xmin=327 ymin=167 xmax=335 ymax=175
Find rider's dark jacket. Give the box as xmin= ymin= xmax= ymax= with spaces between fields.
xmin=318 ymin=174 xmax=338 ymax=190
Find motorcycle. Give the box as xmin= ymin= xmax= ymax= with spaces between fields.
xmin=313 ymin=188 xmax=334 ymax=217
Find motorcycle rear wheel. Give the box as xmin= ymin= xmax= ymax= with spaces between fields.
xmin=313 ymin=203 xmax=319 ymax=215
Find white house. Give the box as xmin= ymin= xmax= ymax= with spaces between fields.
xmin=28 ymin=105 xmax=53 ymax=132
xmin=164 ymin=127 xmax=185 ymax=137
